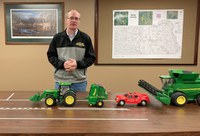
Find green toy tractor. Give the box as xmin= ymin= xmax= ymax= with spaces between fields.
xmin=86 ymin=84 xmax=108 ymax=107
xmin=29 ymin=82 xmax=76 ymax=107
xmin=138 ymin=70 xmax=200 ymax=106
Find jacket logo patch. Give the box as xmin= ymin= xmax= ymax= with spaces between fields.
xmin=76 ymin=42 xmax=85 ymax=47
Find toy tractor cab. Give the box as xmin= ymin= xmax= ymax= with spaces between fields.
xmin=86 ymin=84 xmax=108 ymax=107
xmin=29 ymin=82 xmax=76 ymax=107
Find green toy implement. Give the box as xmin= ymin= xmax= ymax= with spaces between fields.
xmin=138 ymin=70 xmax=200 ymax=106
xmin=30 ymin=83 xmax=108 ymax=107
xmin=29 ymin=82 xmax=76 ymax=107
xmin=86 ymin=84 xmax=108 ymax=107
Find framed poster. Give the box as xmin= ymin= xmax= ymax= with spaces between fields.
xmin=95 ymin=0 xmax=200 ymax=65
xmin=4 ymin=2 xmax=64 ymax=45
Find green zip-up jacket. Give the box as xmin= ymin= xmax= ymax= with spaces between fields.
xmin=47 ymin=29 xmax=96 ymax=83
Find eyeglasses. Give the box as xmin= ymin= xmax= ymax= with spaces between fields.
xmin=67 ymin=17 xmax=80 ymax=21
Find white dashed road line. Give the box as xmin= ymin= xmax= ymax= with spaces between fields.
xmin=3 ymin=99 xmax=30 ymax=101
xmin=0 ymin=107 xmax=129 ymax=111
xmin=0 ymin=107 xmax=52 ymax=110
xmin=0 ymin=99 xmax=115 ymax=102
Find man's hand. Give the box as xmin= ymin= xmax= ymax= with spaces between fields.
xmin=64 ymin=58 xmax=77 ymax=72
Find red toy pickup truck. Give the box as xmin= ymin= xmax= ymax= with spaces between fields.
xmin=115 ymin=92 xmax=150 ymax=106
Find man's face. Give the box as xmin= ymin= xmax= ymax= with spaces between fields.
xmin=66 ymin=11 xmax=80 ymax=30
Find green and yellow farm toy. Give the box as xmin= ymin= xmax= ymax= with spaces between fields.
xmin=29 ymin=82 xmax=76 ymax=107
xmin=30 ymin=83 xmax=108 ymax=107
xmin=86 ymin=84 xmax=108 ymax=107
xmin=138 ymin=70 xmax=200 ymax=106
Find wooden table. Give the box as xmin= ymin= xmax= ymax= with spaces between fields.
xmin=0 ymin=91 xmax=200 ymax=136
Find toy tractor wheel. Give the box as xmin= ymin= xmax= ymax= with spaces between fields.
xmin=63 ymin=93 xmax=76 ymax=106
xmin=196 ymin=95 xmax=200 ymax=106
xmin=171 ymin=92 xmax=187 ymax=106
xmin=118 ymin=100 xmax=125 ymax=106
xmin=45 ymin=96 xmax=56 ymax=107
xmin=96 ymin=100 xmax=104 ymax=107
xmin=140 ymin=100 xmax=147 ymax=106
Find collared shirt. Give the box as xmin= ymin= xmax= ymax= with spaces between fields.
xmin=66 ymin=29 xmax=78 ymax=41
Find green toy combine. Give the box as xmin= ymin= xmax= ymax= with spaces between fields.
xmin=138 ymin=70 xmax=200 ymax=106
xmin=29 ymin=82 xmax=76 ymax=107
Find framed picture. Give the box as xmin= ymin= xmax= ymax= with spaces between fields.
xmin=4 ymin=2 xmax=64 ymax=45
xmin=95 ymin=0 xmax=200 ymax=65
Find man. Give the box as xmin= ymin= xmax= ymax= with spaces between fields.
xmin=47 ymin=10 xmax=96 ymax=92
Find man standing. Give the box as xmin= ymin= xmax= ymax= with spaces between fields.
xmin=47 ymin=10 xmax=96 ymax=92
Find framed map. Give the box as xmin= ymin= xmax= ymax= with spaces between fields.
xmin=95 ymin=0 xmax=200 ymax=65
xmin=112 ymin=10 xmax=184 ymax=59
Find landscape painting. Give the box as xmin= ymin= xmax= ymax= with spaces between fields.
xmin=4 ymin=3 xmax=64 ymax=44
xmin=11 ymin=9 xmax=58 ymax=38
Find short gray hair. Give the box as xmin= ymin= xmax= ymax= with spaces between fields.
xmin=65 ymin=9 xmax=81 ymax=18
